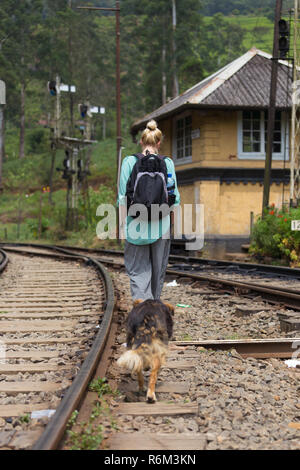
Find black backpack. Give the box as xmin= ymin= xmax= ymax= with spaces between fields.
xmin=125 ymin=152 xmax=175 ymax=220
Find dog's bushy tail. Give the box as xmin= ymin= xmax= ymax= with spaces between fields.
xmin=117 ymin=350 xmax=143 ymax=374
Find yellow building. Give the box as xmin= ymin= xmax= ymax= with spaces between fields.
xmin=130 ymin=48 xmax=291 ymax=241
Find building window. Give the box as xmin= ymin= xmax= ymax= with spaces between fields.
xmin=264 ymin=110 xmax=282 ymax=153
xmin=242 ymin=110 xmax=261 ymax=153
xmin=238 ymin=110 xmax=288 ymax=160
xmin=174 ymin=114 xmax=192 ymax=162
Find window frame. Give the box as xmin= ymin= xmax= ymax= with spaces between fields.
xmin=172 ymin=112 xmax=193 ymax=165
xmin=237 ymin=110 xmax=289 ymax=161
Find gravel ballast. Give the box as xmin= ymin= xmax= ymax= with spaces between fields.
xmin=107 ymin=270 xmax=300 ymax=450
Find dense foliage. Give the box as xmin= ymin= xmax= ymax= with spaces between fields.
xmin=250 ymin=206 xmax=300 ymax=267
xmin=202 ymin=0 xmax=293 ymax=19
xmin=0 ymin=0 xmax=253 ymax=157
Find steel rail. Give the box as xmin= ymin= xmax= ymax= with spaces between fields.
xmin=44 ymin=248 xmax=300 ymax=359
xmin=172 ymin=338 xmax=300 ymax=359
xmin=167 ymin=257 xmax=300 ymax=278
xmin=1 ymin=245 xmax=88 ymax=261
xmin=4 ymin=243 xmax=298 ymax=307
xmin=55 ymin=245 xmax=300 ymax=278
xmin=0 ymin=244 xmax=116 ymax=450
xmin=48 ymin=245 xmax=300 ymax=308
xmin=165 ymin=268 xmax=300 ymax=309
xmin=2 ymin=242 xmax=300 ymax=279
xmin=15 ymin=243 xmax=298 ymax=307
xmin=45 ymin=246 xmax=300 ymax=317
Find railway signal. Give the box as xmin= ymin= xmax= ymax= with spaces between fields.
xmin=48 ymin=81 xmax=76 ymax=96
xmin=79 ymin=104 xmax=92 ymax=119
xmin=278 ymin=18 xmax=289 ymax=58
xmin=77 ymin=158 xmax=90 ymax=183
xmin=48 ymin=80 xmax=57 ymax=96
xmin=56 ymin=150 xmax=75 ymax=180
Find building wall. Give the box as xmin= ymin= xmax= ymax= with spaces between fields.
xmin=177 ymin=181 xmax=289 ymax=237
xmin=218 ymin=182 xmax=289 ymax=236
xmin=160 ymin=118 xmax=172 ymax=156
xmin=160 ymin=109 xmax=290 ymax=171
xmin=159 ymin=109 xmax=291 ymax=237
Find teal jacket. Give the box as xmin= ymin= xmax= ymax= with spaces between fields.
xmin=118 ymin=155 xmax=180 ymax=245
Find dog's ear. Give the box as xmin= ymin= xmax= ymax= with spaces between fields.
xmin=133 ymin=299 xmax=143 ymax=307
xmin=163 ymin=301 xmax=175 ymax=316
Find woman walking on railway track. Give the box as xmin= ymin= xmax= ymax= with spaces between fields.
xmin=118 ymin=120 xmax=180 ymax=301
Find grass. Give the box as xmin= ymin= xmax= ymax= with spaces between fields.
xmin=224 ymin=333 xmax=242 ymax=340
xmin=180 ymin=333 xmax=194 ymax=341
xmin=66 ymin=405 xmax=104 ymax=450
xmin=18 ymin=414 xmax=31 ymax=424
xmin=203 ymin=15 xmax=274 ymax=53
xmin=227 ymin=15 xmax=274 ymax=52
xmin=65 ymin=379 xmax=120 ymax=450
xmin=88 ymin=377 xmax=119 ymax=398
xmin=67 ymin=420 xmax=104 ymax=451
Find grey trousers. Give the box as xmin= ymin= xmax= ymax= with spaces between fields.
xmin=124 ymin=238 xmax=171 ymax=301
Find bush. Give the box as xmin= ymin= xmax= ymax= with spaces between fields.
xmin=26 ymin=128 xmax=50 ymax=154
xmin=27 ymin=216 xmax=50 ymax=238
xmin=250 ymin=205 xmax=300 ymax=266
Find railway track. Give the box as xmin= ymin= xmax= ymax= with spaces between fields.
xmin=0 ymin=243 xmax=299 ymax=450
xmin=0 ymin=245 xmax=115 ymax=450
xmin=3 ymin=242 xmax=300 ymax=300
xmin=104 ymin=265 xmax=300 ymax=451
xmin=4 ymin=241 xmax=300 ymax=279
xmin=30 ymin=243 xmax=300 ymax=313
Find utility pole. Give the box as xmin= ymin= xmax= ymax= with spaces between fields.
xmin=0 ymin=80 xmax=6 ymax=191
xmin=172 ymin=0 xmax=179 ymax=98
xmin=262 ymin=0 xmax=282 ymax=215
xmin=162 ymin=28 xmax=167 ymax=105
xmin=85 ymin=101 xmax=92 ymax=141
xmin=55 ymin=75 xmax=62 ymax=139
xmin=103 ymin=114 xmax=106 ymax=140
xmin=71 ymin=147 xmax=78 ymax=230
xmin=77 ymin=2 xmax=121 ymax=241
xmin=291 ymin=0 xmax=300 ymax=206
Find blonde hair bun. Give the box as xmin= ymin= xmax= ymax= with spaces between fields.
xmin=141 ymin=120 xmax=162 ymax=147
xmin=146 ymin=120 xmax=157 ymax=131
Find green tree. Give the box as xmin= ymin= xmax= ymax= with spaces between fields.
xmin=121 ymin=0 xmax=203 ymax=112
xmin=0 ymin=0 xmax=47 ymax=158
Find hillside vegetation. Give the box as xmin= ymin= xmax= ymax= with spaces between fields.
xmin=0 ymin=1 xmax=290 ymax=246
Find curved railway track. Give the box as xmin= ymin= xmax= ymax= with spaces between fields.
xmin=18 ymin=243 xmax=300 ymax=311
xmin=3 ymin=242 xmax=300 ymax=279
xmin=0 ymin=245 xmax=115 ymax=450
xmin=3 ymin=243 xmax=300 ymax=298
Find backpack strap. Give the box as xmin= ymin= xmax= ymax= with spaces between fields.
xmin=133 ymin=153 xmax=145 ymax=159
xmin=133 ymin=153 xmax=168 ymax=160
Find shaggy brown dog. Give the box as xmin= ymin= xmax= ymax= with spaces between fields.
xmin=117 ymin=299 xmax=174 ymax=403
